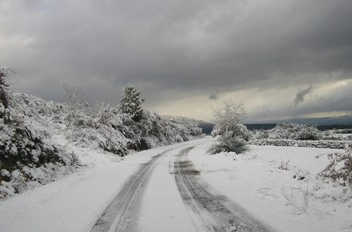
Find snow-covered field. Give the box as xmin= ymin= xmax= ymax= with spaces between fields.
xmin=0 ymin=137 xmax=351 ymax=232
xmin=190 ymin=141 xmax=352 ymax=232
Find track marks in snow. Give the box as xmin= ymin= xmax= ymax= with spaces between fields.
xmin=174 ymin=147 xmax=272 ymax=232
xmin=90 ymin=149 xmax=171 ymax=232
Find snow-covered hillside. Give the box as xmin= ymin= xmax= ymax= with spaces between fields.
xmin=0 ymin=91 xmax=202 ymax=199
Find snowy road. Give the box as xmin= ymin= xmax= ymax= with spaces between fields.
xmin=174 ymin=147 xmax=270 ymax=232
xmin=2 ymin=137 xmax=348 ymax=232
xmin=90 ymin=142 xmax=270 ymax=232
xmin=91 ymin=149 xmax=172 ymax=232
xmin=0 ymin=138 xmax=272 ymax=232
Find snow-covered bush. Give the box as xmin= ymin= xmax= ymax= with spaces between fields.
xmin=117 ymin=111 xmax=202 ymax=150
xmin=212 ymin=123 xmax=250 ymax=141
xmin=209 ymin=135 xmax=248 ymax=154
xmin=252 ymin=129 xmax=270 ymax=140
xmin=249 ymin=139 xmax=347 ymax=149
xmin=250 ymin=123 xmax=351 ymax=149
xmin=319 ymin=143 xmax=352 ymax=188
xmin=0 ymin=87 xmax=203 ymax=198
xmin=210 ymin=102 xmax=249 ymax=154
xmin=267 ymin=123 xmax=322 ymax=140
xmin=0 ymin=97 xmax=80 ymax=198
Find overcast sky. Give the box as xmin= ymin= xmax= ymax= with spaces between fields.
xmin=1 ymin=0 xmax=352 ymax=122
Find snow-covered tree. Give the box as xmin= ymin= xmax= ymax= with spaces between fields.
xmin=0 ymin=67 xmax=10 ymax=109
xmin=62 ymin=80 xmax=83 ymax=108
xmin=0 ymin=67 xmax=12 ymax=123
xmin=210 ymin=102 xmax=249 ymax=154
xmin=212 ymin=102 xmax=249 ymax=140
xmin=119 ymin=84 xmax=145 ymax=122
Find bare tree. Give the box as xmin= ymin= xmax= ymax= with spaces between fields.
xmin=212 ymin=102 xmax=247 ymax=138
xmin=62 ymin=79 xmax=83 ymax=108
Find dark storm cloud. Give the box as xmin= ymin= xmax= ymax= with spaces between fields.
xmin=1 ymin=0 xmax=352 ymax=120
xmin=209 ymin=94 xmax=218 ymax=101
xmin=293 ymin=85 xmax=314 ymax=107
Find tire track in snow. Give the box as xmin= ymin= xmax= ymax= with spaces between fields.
xmin=91 ymin=149 xmax=172 ymax=232
xmin=174 ymin=147 xmax=272 ymax=232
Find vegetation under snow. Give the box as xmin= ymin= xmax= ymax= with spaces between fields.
xmin=0 ymin=79 xmax=202 ymax=198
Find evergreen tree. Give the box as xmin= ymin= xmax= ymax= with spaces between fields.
xmin=0 ymin=67 xmax=10 ymax=109
xmin=119 ymin=84 xmax=145 ymax=121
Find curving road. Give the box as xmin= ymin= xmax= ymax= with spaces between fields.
xmin=91 ymin=144 xmax=272 ymax=232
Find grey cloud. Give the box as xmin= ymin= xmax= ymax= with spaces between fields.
xmin=1 ymin=0 xmax=352 ymax=120
xmin=248 ymin=82 xmax=352 ymax=123
xmin=293 ymin=85 xmax=314 ymax=107
xmin=209 ymin=94 xmax=218 ymax=100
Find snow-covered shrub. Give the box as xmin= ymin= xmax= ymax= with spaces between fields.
xmin=0 ymin=116 xmax=79 ymax=199
xmin=267 ymin=123 xmax=322 ymax=140
xmin=278 ymin=160 xmax=291 ymax=171
xmin=296 ymin=127 xmax=322 ymax=141
xmin=212 ymin=123 xmax=250 ymax=141
xmin=116 ymin=111 xmax=202 ymax=151
xmin=249 ymin=139 xmax=346 ymax=149
xmin=209 ymin=135 xmax=248 ymax=154
xmin=0 ymin=88 xmax=203 ymax=198
xmin=252 ymin=129 xmax=270 ymax=140
xmin=50 ymin=100 xmax=202 ymax=155
xmin=281 ymin=185 xmax=311 ymax=211
xmin=319 ymin=143 xmax=352 ymax=188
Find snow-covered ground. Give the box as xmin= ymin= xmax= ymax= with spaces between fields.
xmin=0 ymin=137 xmax=351 ymax=232
xmin=189 ymin=141 xmax=352 ymax=232
xmin=0 ymin=139 xmax=198 ymax=232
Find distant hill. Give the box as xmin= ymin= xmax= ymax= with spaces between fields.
xmin=162 ymin=115 xmax=214 ymax=135
xmin=198 ymin=121 xmax=214 ymax=135
xmin=163 ymin=115 xmax=352 ymax=133
xmin=245 ymin=123 xmax=277 ymax=130
xmin=284 ymin=115 xmax=352 ymax=125
xmin=246 ymin=116 xmax=352 ymax=131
